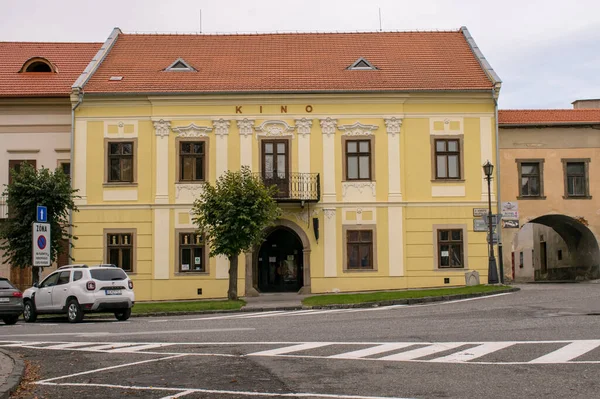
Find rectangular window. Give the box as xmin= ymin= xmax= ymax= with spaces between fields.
xmin=106 ymin=232 xmax=133 ymax=272
xmin=179 ymin=142 xmax=205 ymax=182
xmin=520 ymin=162 xmax=540 ymax=197
xmin=59 ymin=161 xmax=71 ymax=179
xmin=438 ymin=229 xmax=464 ymax=268
xmin=107 ymin=142 xmax=134 ymax=183
xmin=434 ymin=139 xmax=460 ymax=179
xmin=346 ymin=229 xmax=374 ymax=270
xmin=8 ymin=160 xmax=36 ymax=184
xmin=179 ymin=233 xmax=205 ymax=272
xmin=566 ymin=162 xmax=586 ymax=197
xmin=345 ymin=140 xmax=371 ymax=180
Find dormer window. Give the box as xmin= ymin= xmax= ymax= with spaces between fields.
xmin=20 ymin=57 xmax=56 ymax=73
xmin=348 ymin=57 xmax=377 ymax=70
xmin=164 ymin=58 xmax=196 ymax=72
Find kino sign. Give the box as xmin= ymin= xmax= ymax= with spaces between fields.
xmin=32 ymin=205 xmax=51 ymax=267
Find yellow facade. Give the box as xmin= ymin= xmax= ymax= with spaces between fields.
xmin=72 ymin=93 xmax=498 ymax=301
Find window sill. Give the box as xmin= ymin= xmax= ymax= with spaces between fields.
xmin=175 ymin=272 xmax=209 ymax=276
xmin=563 ymin=195 xmax=592 ymax=200
xmin=516 ymin=196 xmax=546 ymax=200
xmin=434 ymin=268 xmax=465 ymax=272
xmin=431 ymin=179 xmax=465 ymax=183
xmin=342 ymin=179 xmax=374 ymax=183
xmin=176 ymin=181 xmax=206 ymax=185
xmin=343 ymin=268 xmax=378 ymax=273
xmin=103 ymin=183 xmax=138 ymax=188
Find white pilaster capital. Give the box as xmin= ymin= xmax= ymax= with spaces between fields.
xmin=153 ymin=119 xmax=171 ymax=138
xmin=319 ymin=117 xmax=337 ymax=137
xmin=295 ymin=118 xmax=313 ymax=137
xmin=384 ymin=117 xmax=403 ymax=137
xmin=237 ymin=118 xmax=255 ymax=137
xmin=213 ymin=119 xmax=230 ymax=136
xmin=323 ymin=208 xmax=336 ymax=219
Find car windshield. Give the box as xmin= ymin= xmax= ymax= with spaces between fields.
xmin=90 ymin=269 xmax=128 ymax=281
xmin=0 ymin=280 xmax=14 ymax=289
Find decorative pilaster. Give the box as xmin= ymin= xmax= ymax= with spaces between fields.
xmin=237 ymin=119 xmax=254 ymax=169
xmin=385 ymin=117 xmax=403 ymax=201
xmin=320 ymin=118 xmax=337 ymax=203
xmin=213 ymin=120 xmax=229 ymax=178
xmin=153 ymin=119 xmax=172 ymax=280
xmin=323 ymin=208 xmax=337 ymax=277
xmin=296 ymin=118 xmax=313 ymax=174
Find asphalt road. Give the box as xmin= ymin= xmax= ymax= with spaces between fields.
xmin=1 ymin=284 xmax=600 ymax=399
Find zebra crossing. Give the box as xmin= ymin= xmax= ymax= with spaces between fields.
xmin=3 ymin=339 xmax=600 ymax=364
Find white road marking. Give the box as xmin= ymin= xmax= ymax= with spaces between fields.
xmin=329 ymin=343 xmax=415 ymax=359
xmin=40 ymin=342 xmax=99 ymax=350
xmin=148 ymin=320 xmax=170 ymax=323
xmin=430 ymin=342 xmax=516 ymax=363
xmin=0 ymin=328 xmax=254 ymax=338
xmin=529 ymin=340 xmax=600 ymax=364
xmin=37 ymin=354 xmax=188 ymax=383
xmin=108 ymin=343 xmax=175 ymax=353
xmin=83 ymin=343 xmax=141 ymax=351
xmin=36 ymin=381 xmax=416 ymax=399
xmin=248 ymin=342 xmax=332 ymax=356
xmin=160 ymin=390 xmax=196 ymax=399
xmin=378 ymin=343 xmax=466 ymax=361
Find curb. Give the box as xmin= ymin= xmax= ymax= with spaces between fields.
xmin=0 ymin=349 xmax=25 ymax=399
xmin=125 ymin=287 xmax=520 ymax=318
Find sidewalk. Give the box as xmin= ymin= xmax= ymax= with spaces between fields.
xmin=243 ymin=292 xmax=307 ymax=310
xmin=0 ymin=349 xmax=24 ymax=399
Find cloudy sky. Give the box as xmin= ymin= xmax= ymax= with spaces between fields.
xmin=2 ymin=0 xmax=598 ymax=109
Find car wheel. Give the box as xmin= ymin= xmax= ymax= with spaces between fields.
xmin=2 ymin=315 xmax=19 ymax=325
xmin=23 ymin=301 xmax=37 ymax=323
xmin=67 ymin=299 xmax=84 ymax=323
xmin=114 ymin=308 xmax=131 ymax=321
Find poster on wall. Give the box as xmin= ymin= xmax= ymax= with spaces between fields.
xmin=182 ymin=264 xmax=190 ymax=271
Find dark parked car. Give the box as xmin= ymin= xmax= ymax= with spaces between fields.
xmin=0 ymin=277 xmax=23 ymax=325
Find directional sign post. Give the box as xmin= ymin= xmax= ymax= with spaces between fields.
xmin=37 ymin=205 xmax=47 ymax=223
xmin=32 ymin=222 xmax=51 ymax=267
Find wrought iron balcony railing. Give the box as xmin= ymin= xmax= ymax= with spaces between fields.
xmin=258 ymin=173 xmax=320 ymax=203
xmin=0 ymin=195 xmax=7 ymax=219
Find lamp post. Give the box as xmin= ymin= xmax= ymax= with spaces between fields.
xmin=483 ymin=161 xmax=499 ymax=284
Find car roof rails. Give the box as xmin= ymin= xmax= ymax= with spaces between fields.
xmin=91 ymin=264 xmax=118 ymax=268
xmin=58 ymin=264 xmax=89 ymax=270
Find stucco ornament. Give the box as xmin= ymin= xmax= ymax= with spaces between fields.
xmin=319 ymin=118 xmax=338 ymax=137
xmin=176 ymin=183 xmax=206 ymax=199
xmin=255 ymin=120 xmax=295 ymax=138
xmin=171 ymin=123 xmax=213 ymax=138
xmin=384 ymin=117 xmax=403 ymax=137
xmin=212 ymin=119 xmax=230 ymax=136
xmin=338 ymin=122 xmax=379 ymax=136
xmin=295 ymin=118 xmax=313 ymax=137
xmin=323 ymin=208 xmax=336 ymax=219
xmin=153 ymin=119 xmax=171 ymax=138
xmin=281 ymin=209 xmax=310 ymax=225
xmin=342 ymin=181 xmax=377 ymax=196
xmin=237 ymin=118 xmax=255 ymax=137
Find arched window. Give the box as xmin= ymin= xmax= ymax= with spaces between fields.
xmin=20 ymin=57 xmax=56 ymax=73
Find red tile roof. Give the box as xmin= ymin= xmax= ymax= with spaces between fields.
xmin=0 ymin=42 xmax=101 ymax=97
xmin=83 ymin=31 xmax=495 ymax=94
xmin=499 ymin=109 xmax=600 ymax=126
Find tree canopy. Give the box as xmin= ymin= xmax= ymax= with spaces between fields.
xmin=192 ymin=166 xmax=279 ymax=299
xmin=0 ymin=163 xmax=78 ymax=269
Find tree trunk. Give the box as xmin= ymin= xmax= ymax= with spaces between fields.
xmin=228 ymin=255 xmax=239 ymax=300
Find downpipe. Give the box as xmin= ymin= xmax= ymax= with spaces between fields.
xmin=493 ymin=87 xmax=504 ymax=283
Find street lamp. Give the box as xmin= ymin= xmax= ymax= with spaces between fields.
xmin=483 ymin=160 xmax=499 ymax=284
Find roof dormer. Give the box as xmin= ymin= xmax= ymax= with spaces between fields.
xmin=20 ymin=57 xmax=57 ymax=73
xmin=164 ymin=58 xmax=196 ymax=72
xmin=347 ymin=57 xmax=377 ymax=70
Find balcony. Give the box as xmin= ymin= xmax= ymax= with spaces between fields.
xmin=0 ymin=195 xmax=6 ymax=219
xmin=259 ymin=173 xmax=320 ymax=203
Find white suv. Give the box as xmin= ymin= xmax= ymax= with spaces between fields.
xmin=23 ymin=264 xmax=135 ymax=323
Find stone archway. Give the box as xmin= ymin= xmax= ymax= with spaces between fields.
xmin=245 ymin=219 xmax=311 ymax=296
xmin=510 ymin=214 xmax=600 ymax=282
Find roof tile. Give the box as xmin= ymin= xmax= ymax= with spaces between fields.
xmin=499 ymin=109 xmax=600 ymax=125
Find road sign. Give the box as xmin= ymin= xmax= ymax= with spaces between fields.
xmin=32 ymin=222 xmax=51 ymax=267
xmin=487 ymin=232 xmax=499 ymax=244
xmin=37 ymin=205 xmax=47 ymax=223
xmin=502 ymin=219 xmax=519 ymax=229
xmin=473 ymin=219 xmax=488 ymax=232
xmin=481 ymin=214 xmax=501 ymax=227
xmin=501 ymin=201 xmax=518 ymax=212
xmin=473 ymin=208 xmax=488 ymax=217
xmin=502 ymin=210 xmax=519 ymax=219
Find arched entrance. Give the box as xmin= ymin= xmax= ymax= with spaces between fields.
xmin=511 ymin=214 xmax=600 ymax=281
xmin=245 ymin=219 xmax=312 ymax=296
xmin=257 ymin=227 xmax=303 ymax=292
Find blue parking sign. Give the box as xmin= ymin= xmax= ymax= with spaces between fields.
xmin=37 ymin=206 xmax=47 ymax=223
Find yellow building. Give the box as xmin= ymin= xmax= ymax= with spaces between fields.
xmin=70 ymin=27 xmax=501 ymax=301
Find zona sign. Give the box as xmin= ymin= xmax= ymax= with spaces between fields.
xmin=32 ymin=222 xmax=51 ymax=267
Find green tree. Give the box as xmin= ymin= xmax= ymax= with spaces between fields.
xmin=192 ymin=166 xmax=279 ymax=300
xmin=0 ymin=163 xmax=78 ymax=269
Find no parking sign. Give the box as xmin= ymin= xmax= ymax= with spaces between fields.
xmin=32 ymin=222 xmax=51 ymax=267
